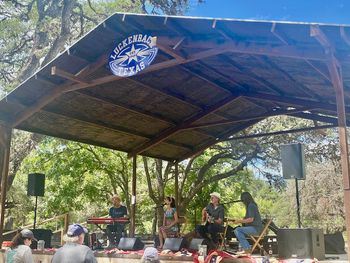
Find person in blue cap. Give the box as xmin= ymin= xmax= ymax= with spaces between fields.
xmin=5 ymin=229 xmax=37 ymax=263
xmin=51 ymin=223 xmax=96 ymax=263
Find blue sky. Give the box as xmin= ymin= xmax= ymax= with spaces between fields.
xmin=186 ymin=0 xmax=350 ymax=25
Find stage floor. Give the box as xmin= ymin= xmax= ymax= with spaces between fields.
xmin=0 ymin=249 xmax=347 ymax=263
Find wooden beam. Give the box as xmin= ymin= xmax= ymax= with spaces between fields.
xmin=221 ymin=54 xmax=285 ymax=95
xmin=175 ymin=162 xmax=179 ymax=209
xmin=0 ymin=125 xmax=11 ymax=245
xmin=10 ymin=52 xmax=108 ymax=128
xmin=312 ymin=25 xmax=350 ymax=262
xmin=289 ymin=112 xmax=339 ymax=125
xmin=7 ymin=95 xmax=194 ymax=152
xmin=340 ymin=26 xmax=350 ymax=48
xmin=157 ymin=36 xmax=328 ymax=61
xmin=182 ymin=107 xmax=312 ymax=130
xmin=270 ymin=23 xmax=290 ymax=45
xmin=227 ymin=124 xmax=336 ymax=141
xmin=130 ymin=155 xmax=137 ymax=237
xmin=51 ymin=66 xmax=90 ymax=84
xmin=157 ymin=43 xmax=185 ymax=62
xmin=128 ymin=95 xmax=241 ymax=157
xmin=11 ymin=44 xmax=230 ymax=128
xmin=310 ymin=25 xmax=332 ymax=50
xmin=303 ymin=59 xmax=332 ymax=83
xmin=197 ymin=61 xmax=247 ymax=92
xmin=260 ymin=57 xmax=323 ymax=100
xmin=179 ymin=119 xmax=263 ymax=161
xmin=74 ymin=90 xmax=216 ymax=141
xmin=240 ymin=91 xmax=350 ymax=113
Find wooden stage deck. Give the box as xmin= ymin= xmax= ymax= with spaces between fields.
xmin=1 ymin=249 xmax=346 ymax=262
xmin=0 ymin=249 xmax=255 ymax=263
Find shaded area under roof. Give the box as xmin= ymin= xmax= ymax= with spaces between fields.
xmin=1 ymin=13 xmax=350 ymax=161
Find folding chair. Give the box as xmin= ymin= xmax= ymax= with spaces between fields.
xmin=218 ymin=218 xmax=230 ymax=250
xmin=249 ymin=218 xmax=272 ymax=254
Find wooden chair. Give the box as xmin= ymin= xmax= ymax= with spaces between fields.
xmin=218 ymin=218 xmax=230 ymax=250
xmin=249 ymin=218 xmax=273 ymax=254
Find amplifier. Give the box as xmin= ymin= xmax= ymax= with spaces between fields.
xmin=263 ymin=236 xmax=278 ymax=255
xmin=277 ymin=228 xmax=325 ymax=260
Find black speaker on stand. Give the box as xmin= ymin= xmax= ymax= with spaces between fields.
xmin=27 ymin=173 xmax=45 ymax=229
xmin=281 ymin=144 xmax=305 ymax=228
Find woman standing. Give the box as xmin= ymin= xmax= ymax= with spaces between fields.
xmin=158 ymin=196 xmax=179 ymax=249
xmin=5 ymin=229 xmax=36 ymax=263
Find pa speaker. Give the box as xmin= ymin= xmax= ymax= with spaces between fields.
xmin=163 ymin=238 xmax=185 ymax=251
xmin=324 ymin=232 xmax=345 ymax=254
xmin=30 ymin=229 xmax=52 ymax=249
xmin=281 ymin=144 xmax=305 ymax=179
xmin=277 ymin=228 xmax=325 ymax=259
xmin=189 ymin=238 xmax=206 ymax=251
xmin=117 ymin=237 xmax=144 ymax=250
xmin=27 ymin=173 xmax=45 ymax=196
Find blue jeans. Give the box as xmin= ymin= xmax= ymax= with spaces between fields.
xmin=234 ymin=226 xmax=259 ymax=250
xmin=196 ymin=224 xmax=225 ymax=243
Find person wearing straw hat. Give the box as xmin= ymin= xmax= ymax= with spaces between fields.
xmin=5 ymin=229 xmax=37 ymax=263
xmin=195 ymin=192 xmax=225 ymax=245
xmin=52 ymin=223 xmax=96 ymax=263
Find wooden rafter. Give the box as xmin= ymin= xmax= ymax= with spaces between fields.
xmin=270 ymin=22 xmax=290 ymax=45
xmin=8 ymin=97 xmax=194 ymax=151
xmin=260 ymin=57 xmax=323 ymax=100
xmin=10 ymin=44 xmax=231 ymax=128
xmin=197 ymin=61 xmax=247 ymax=91
xmin=221 ymin=54 xmax=285 ymax=95
xmin=51 ymin=66 xmax=90 ymax=84
xmin=289 ymin=112 xmax=338 ymax=124
xmin=182 ymin=107 xmax=311 ymax=130
xmin=128 ymin=95 xmax=241 ymax=157
xmin=158 ymin=36 xmax=328 ymax=61
xmin=9 ymin=51 xmax=109 ymax=128
xmin=303 ymin=59 xmax=332 ymax=83
xmin=340 ymin=26 xmax=350 ymax=48
xmin=227 ymin=124 xmax=336 ymax=141
xmin=240 ymin=91 xmax=350 ymax=113
xmin=179 ymin=119 xmax=263 ymax=161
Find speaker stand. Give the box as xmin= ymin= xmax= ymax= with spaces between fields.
xmin=33 ymin=195 xmax=38 ymax=229
xmin=295 ymin=178 xmax=301 ymax=228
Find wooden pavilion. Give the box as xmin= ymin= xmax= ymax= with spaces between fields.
xmin=0 ymin=13 xmax=350 ymax=255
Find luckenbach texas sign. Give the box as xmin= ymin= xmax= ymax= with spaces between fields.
xmin=109 ymin=34 xmax=158 ymax=77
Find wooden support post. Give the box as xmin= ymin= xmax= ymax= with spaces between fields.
xmin=328 ymin=59 xmax=350 ymax=256
xmin=0 ymin=125 xmax=11 ymax=245
xmin=174 ymin=162 xmax=179 ymax=210
xmin=311 ymin=26 xmax=350 ymax=261
xmin=130 ymin=155 xmax=137 ymax=237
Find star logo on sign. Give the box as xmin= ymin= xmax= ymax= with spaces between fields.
xmin=125 ymin=44 xmax=141 ymax=64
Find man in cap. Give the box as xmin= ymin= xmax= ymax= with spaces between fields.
xmin=52 ymin=224 xmax=97 ymax=263
xmin=195 ymin=192 xmax=225 ymax=246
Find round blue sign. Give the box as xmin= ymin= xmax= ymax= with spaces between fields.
xmin=109 ymin=34 xmax=158 ymax=77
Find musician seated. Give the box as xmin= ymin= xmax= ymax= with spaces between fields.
xmin=106 ymin=195 xmax=128 ymax=247
xmin=195 ymin=192 xmax=225 ymax=246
